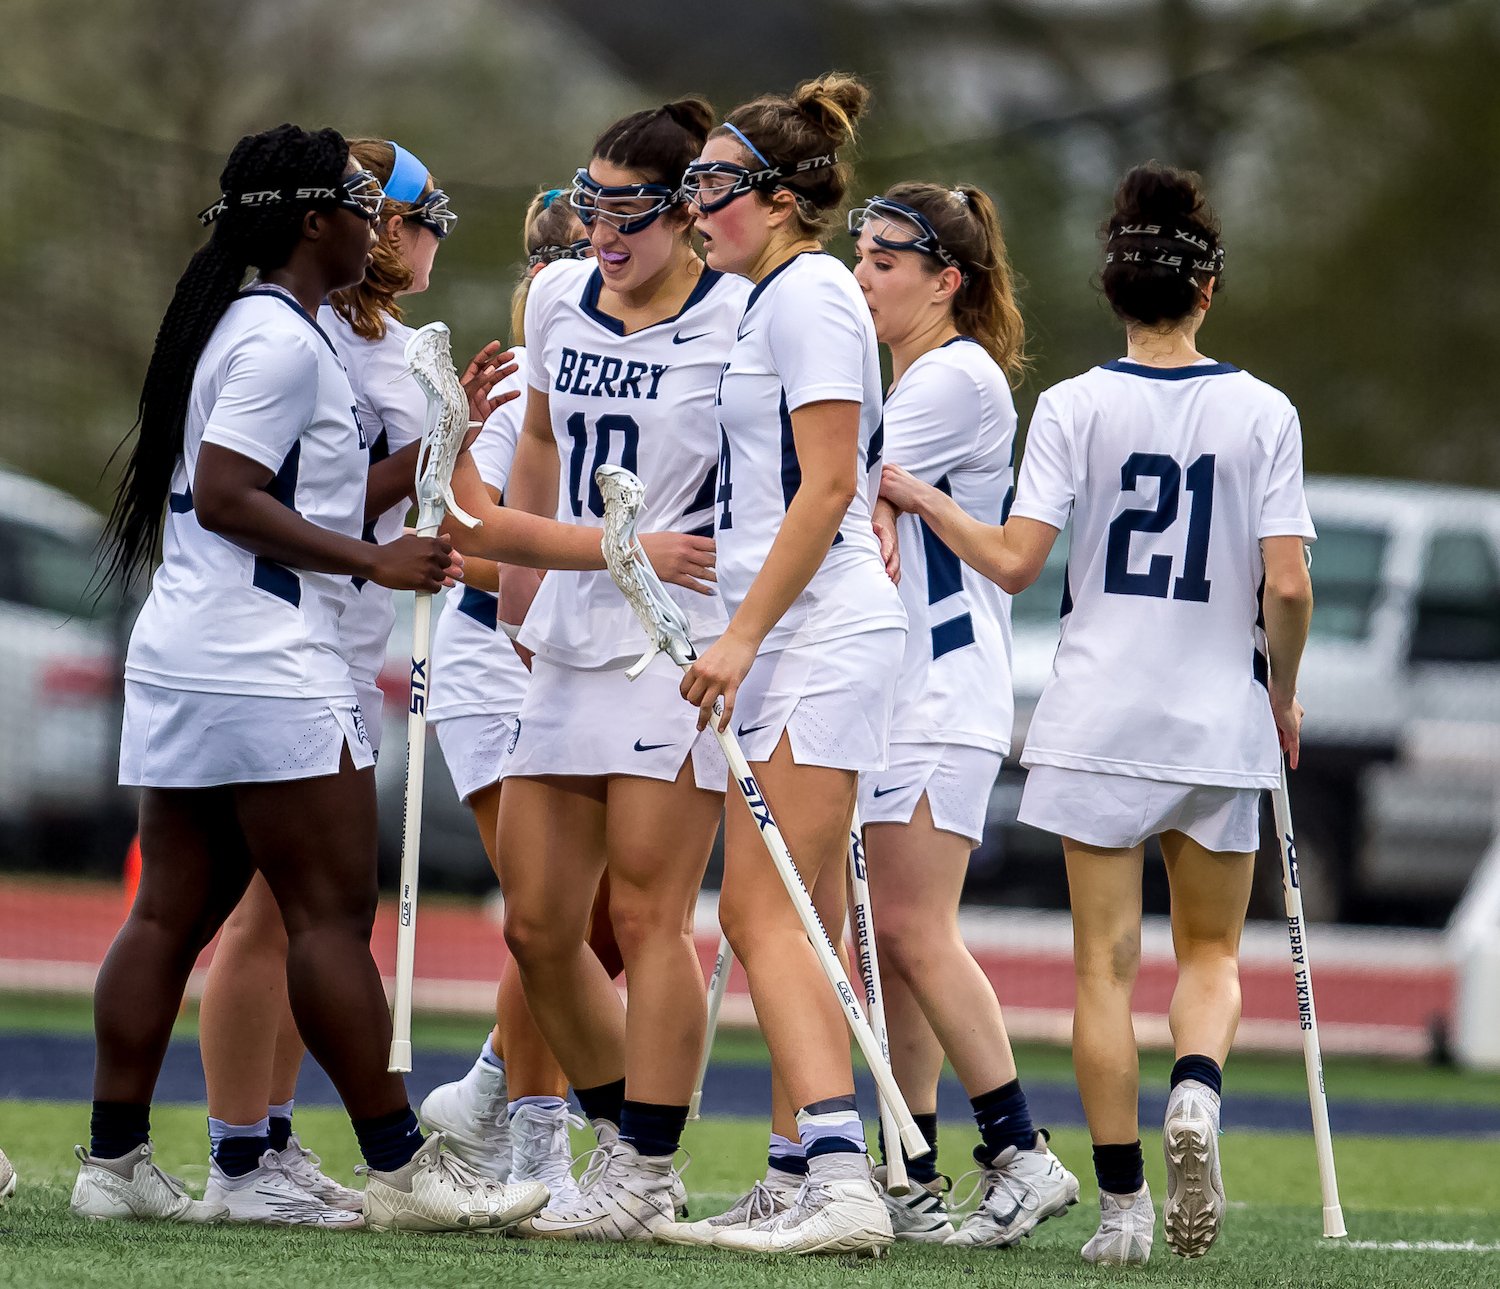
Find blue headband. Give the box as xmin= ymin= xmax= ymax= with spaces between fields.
xmin=384 ymin=141 xmax=430 ymax=204
xmin=722 ymin=122 xmax=770 ymax=167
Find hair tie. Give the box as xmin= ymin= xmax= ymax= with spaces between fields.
xmin=951 ymin=188 xmax=970 ymax=207
xmin=721 ymin=122 xmax=771 ymax=168
xmin=540 ymin=187 xmax=565 ymax=210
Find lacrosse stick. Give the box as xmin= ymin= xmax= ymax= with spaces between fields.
xmin=1271 ymin=763 xmax=1346 ymax=1239
xmin=688 ymin=934 xmax=733 ymax=1120
xmin=388 ymin=322 xmax=481 ymax=1073
xmin=846 ymin=813 xmax=909 ymax=1193
xmin=595 ymin=464 xmax=927 ymax=1159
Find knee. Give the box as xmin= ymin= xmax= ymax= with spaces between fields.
xmin=866 ymin=905 xmax=929 ymax=983
xmin=607 ymin=884 xmax=689 ymax=960
xmin=1075 ymin=931 xmax=1140 ymax=990
xmin=504 ymin=905 xmax=577 ymax=970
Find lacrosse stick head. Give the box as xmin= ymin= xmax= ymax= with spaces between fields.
xmin=404 ymin=321 xmax=479 ymax=532
xmin=596 ymin=465 xmax=695 ymax=675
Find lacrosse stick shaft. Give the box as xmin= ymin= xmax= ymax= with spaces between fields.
xmin=1271 ymin=765 xmax=1346 ymax=1239
xmin=688 ymin=934 xmax=734 ymax=1120
xmin=847 ymin=815 xmax=909 ymax=1194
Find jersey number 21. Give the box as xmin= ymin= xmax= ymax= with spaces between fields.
xmin=1104 ymin=452 xmax=1215 ymax=602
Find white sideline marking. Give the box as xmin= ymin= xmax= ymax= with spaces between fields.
xmin=1345 ymin=1240 xmax=1500 ymax=1252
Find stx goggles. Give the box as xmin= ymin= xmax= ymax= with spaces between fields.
xmin=848 ymin=196 xmax=965 ymax=277
xmin=407 ymin=187 xmax=458 ymax=239
xmin=680 ymin=153 xmax=835 ymax=214
xmin=527 ymin=238 xmax=592 ymax=269
xmin=199 ymin=169 xmax=386 ymax=227
xmin=569 ymin=169 xmax=678 ymax=234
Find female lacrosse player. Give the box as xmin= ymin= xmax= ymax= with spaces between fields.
xmin=446 ymin=100 xmax=746 ymax=1241
xmin=881 ymin=162 xmax=1315 ymax=1265
xmin=420 ymin=189 xmax=620 ymax=1195
xmin=81 ymin=123 xmax=549 ymax=1232
xmin=850 ymin=182 xmax=1079 ymax=1247
xmin=662 ymin=74 xmax=907 ymax=1257
xmin=190 ymin=136 xmax=486 ymax=1226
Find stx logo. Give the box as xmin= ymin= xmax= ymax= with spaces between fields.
xmin=1285 ymin=833 xmax=1301 ymax=889
xmin=739 ymin=774 xmax=774 ymax=833
xmin=849 ymin=831 xmax=867 ymax=881
xmin=409 ymin=658 xmax=428 ymax=716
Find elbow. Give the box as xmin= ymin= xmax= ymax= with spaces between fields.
xmin=1264 ymin=573 xmax=1314 ymax=614
xmin=193 ymin=489 xmax=236 ymax=538
xmin=993 ymin=554 xmax=1043 ymax=597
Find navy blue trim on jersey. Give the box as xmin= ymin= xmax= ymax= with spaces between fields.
xmin=743 ymin=250 xmax=827 ymax=316
xmin=865 ymin=417 xmax=884 ymax=471
xmin=241 ymin=287 xmax=339 ymax=357
xmin=458 ymin=586 xmax=499 ymax=630
xmin=351 ymin=428 xmax=390 ymax=592
xmin=931 ymin=614 xmax=977 ymax=658
xmin=1101 ymin=359 xmax=1239 ymax=380
xmin=1253 ymin=646 xmax=1269 ymax=689
xmin=686 ymin=464 xmax=717 ymax=515
xmin=778 ymin=390 xmax=800 ymax=510
xmin=687 ymin=521 xmax=715 ymax=539
xmin=251 ymin=442 xmax=302 ymax=607
xmin=578 ymin=268 xmax=725 ymax=338
xmin=940 ymin=335 xmax=980 ymax=349
xmin=168 ymin=485 xmax=194 ymax=513
xmin=1059 ymin=561 xmax=1074 ymax=618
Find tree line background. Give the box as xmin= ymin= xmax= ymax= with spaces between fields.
xmin=2 ymin=0 xmax=1496 ymax=511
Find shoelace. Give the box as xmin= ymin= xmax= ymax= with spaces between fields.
xmin=277 ymin=1139 xmax=325 ymax=1188
xmin=573 ymin=1144 xmax=613 ymax=1194
xmin=725 ymin=1179 xmax=784 ymax=1225
xmin=514 ymin=1109 xmax=588 ymax=1186
xmin=771 ymin=1178 xmax=837 ymax=1232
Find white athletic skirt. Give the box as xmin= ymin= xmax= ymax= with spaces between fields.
xmin=433 ymin=712 xmax=520 ymax=803
xmin=119 ymin=681 xmax=376 ymax=789
xmin=1018 ymin=765 xmax=1262 ymax=853
xmin=501 ymin=651 xmax=727 ymax=793
xmin=859 ymin=743 xmax=1003 ymax=845
xmin=731 ymin=629 xmax=904 ymax=773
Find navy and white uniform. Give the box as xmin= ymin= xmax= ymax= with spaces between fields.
xmin=319 ymin=306 xmax=427 ymax=750
xmin=714 ymin=251 xmax=906 ymax=771
xmin=1013 ymin=357 xmax=1316 ymax=851
xmin=428 ymin=351 xmax=532 ymax=801
xmin=503 ymin=259 xmax=749 ymax=791
xmin=120 ymin=286 xmax=375 ymax=786
xmin=858 ymin=337 xmax=1015 ymax=842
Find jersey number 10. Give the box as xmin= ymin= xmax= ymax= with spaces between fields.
xmin=567 ymin=413 xmax=639 ymax=518
xmin=1104 ymin=452 xmax=1216 ymax=602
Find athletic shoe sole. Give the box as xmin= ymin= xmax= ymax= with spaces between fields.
xmin=1163 ymin=1121 xmax=1224 ymax=1258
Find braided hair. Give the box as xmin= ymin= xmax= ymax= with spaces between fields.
xmin=100 ymin=123 xmax=350 ymax=589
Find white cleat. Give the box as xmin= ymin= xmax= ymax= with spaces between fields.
xmin=1081 ymin=1182 xmax=1155 ymax=1265
xmin=359 ymin=1132 xmax=547 ymax=1233
xmin=516 ymin=1141 xmax=677 ymax=1242
xmin=278 ymin=1133 xmax=364 ymax=1213
xmin=1163 ymin=1080 xmax=1225 ymax=1258
xmin=70 ymin=1143 xmax=227 ymax=1223
xmin=0 ymin=1147 xmax=17 ymax=1205
xmin=946 ymin=1133 xmax=1079 ymax=1247
xmin=508 ymin=1102 xmax=590 ymax=1209
xmin=874 ymin=1164 xmax=953 ymax=1243
xmin=712 ymin=1170 xmax=893 ymax=1257
xmin=205 ymin=1152 xmax=364 ymax=1228
xmin=657 ymin=1171 xmax=800 ymax=1246
xmin=419 ymin=1062 xmax=511 ymax=1182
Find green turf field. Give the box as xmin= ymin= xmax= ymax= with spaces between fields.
xmin=3 ymin=1100 xmax=1498 ymax=1288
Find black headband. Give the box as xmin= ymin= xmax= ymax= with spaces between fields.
xmin=1105 ymin=223 xmax=1225 ymax=278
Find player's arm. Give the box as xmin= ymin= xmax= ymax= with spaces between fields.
xmin=880 ymin=463 xmax=1056 ymax=594
xmin=1261 ymin=535 xmax=1314 ymax=768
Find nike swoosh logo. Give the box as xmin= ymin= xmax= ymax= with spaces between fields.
xmin=871 ymin=785 xmax=907 ymax=798
xmin=673 ymin=330 xmax=710 ymax=344
xmin=736 ymin=325 xmax=756 ymax=341
xmin=736 ymin=723 xmax=770 ymax=737
xmin=633 ymin=738 xmax=674 ymax=752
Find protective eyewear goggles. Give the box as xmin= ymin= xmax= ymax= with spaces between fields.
xmin=569 ymin=169 xmax=678 ymax=234
xmin=848 ymin=197 xmax=966 ymax=278
xmin=527 ymin=238 xmax=593 ymax=269
xmin=679 ymin=154 xmax=835 ymax=214
xmin=198 ymin=169 xmax=387 ymax=227
xmin=406 ymin=187 xmax=457 ymax=239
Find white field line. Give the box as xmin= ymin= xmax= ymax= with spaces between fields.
xmin=1343 ymin=1240 xmax=1500 ymax=1252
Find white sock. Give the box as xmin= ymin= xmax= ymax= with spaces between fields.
xmin=479 ymin=1035 xmax=505 ymax=1071
xmin=508 ymin=1095 xmax=566 ymax=1119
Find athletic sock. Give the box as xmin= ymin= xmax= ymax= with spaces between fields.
xmin=508 ymin=1094 xmax=567 ymax=1119
xmin=1093 ymin=1140 xmax=1145 ymax=1196
xmin=267 ymin=1100 xmax=294 ymax=1153
xmin=352 ymin=1106 xmax=424 ymax=1173
xmin=972 ymin=1078 xmax=1037 ymax=1163
xmin=479 ymin=1034 xmax=505 ymax=1072
xmin=90 ymin=1100 xmax=150 ymax=1160
xmin=1170 ymin=1053 xmax=1223 ymax=1097
xmin=573 ymin=1077 xmax=626 ymax=1129
xmin=618 ymin=1100 xmax=689 ymax=1158
xmin=209 ymin=1116 xmax=271 ymax=1178
xmin=767 ymin=1131 xmax=807 ymax=1179
xmin=878 ymin=1112 xmax=940 ymax=1185
xmin=798 ymin=1094 xmax=865 ymax=1162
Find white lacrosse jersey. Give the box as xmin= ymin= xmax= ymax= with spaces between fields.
xmin=517 ymin=259 xmax=745 ymax=668
xmin=427 ymin=350 xmax=532 ymax=721
xmin=125 ymin=287 xmax=364 ymax=698
xmin=319 ymin=306 xmax=425 ymax=688
xmin=714 ymin=251 xmax=906 ymax=651
xmin=885 ymin=337 xmax=1016 ymax=754
xmin=1011 ymin=358 xmax=1316 ymax=789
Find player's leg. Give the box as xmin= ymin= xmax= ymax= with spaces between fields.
xmin=1158 ymin=830 xmax=1253 ymax=1258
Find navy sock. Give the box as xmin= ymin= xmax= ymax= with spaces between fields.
xmin=972 ymin=1079 xmax=1037 ymax=1164
xmin=574 ymin=1078 xmax=626 ymax=1129
xmin=878 ymin=1112 xmax=940 ymax=1184
xmin=352 ymin=1106 xmax=423 ymax=1173
xmin=768 ymin=1132 xmax=808 ymax=1177
xmin=799 ymin=1094 xmax=865 ymax=1159
xmin=90 ymin=1100 xmax=150 ymax=1160
xmin=619 ymin=1100 xmax=689 ymax=1158
xmin=268 ymin=1116 xmax=293 ymax=1153
xmin=213 ymin=1132 xmax=271 ymax=1179
xmin=1093 ymin=1140 xmax=1145 ymax=1195
xmin=1170 ymin=1054 xmax=1223 ymax=1097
